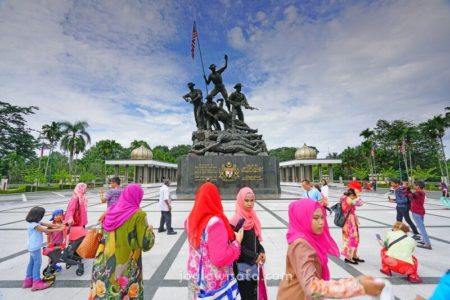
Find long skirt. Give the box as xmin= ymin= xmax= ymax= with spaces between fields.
xmin=380 ymin=248 xmax=420 ymax=279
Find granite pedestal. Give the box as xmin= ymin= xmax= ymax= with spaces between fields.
xmin=176 ymin=155 xmax=280 ymax=198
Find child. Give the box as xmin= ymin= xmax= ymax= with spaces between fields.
xmin=24 ymin=207 xmax=64 ymax=291
xmin=378 ymin=222 xmax=421 ymax=283
xmin=404 ymin=181 xmax=432 ymax=250
xmin=47 ymin=209 xmax=65 ymax=271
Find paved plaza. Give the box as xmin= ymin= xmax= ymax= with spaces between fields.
xmin=0 ymin=184 xmax=448 ymax=300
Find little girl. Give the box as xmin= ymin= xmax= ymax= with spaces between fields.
xmin=24 ymin=206 xmax=64 ymax=291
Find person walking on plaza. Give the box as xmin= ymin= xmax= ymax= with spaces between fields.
xmin=23 ymin=207 xmax=64 ymax=291
xmin=230 ymin=187 xmax=265 ymax=300
xmin=89 ymin=184 xmax=155 ymax=299
xmin=340 ymin=188 xmax=364 ymax=264
xmin=301 ymin=179 xmax=322 ymax=202
xmin=277 ymin=199 xmax=384 ymax=299
xmin=99 ymin=176 xmax=123 ymax=208
xmin=158 ymin=179 xmax=177 ymax=235
xmin=389 ymin=179 xmax=420 ymax=240
xmin=378 ymin=222 xmax=422 ymax=283
xmin=320 ymin=179 xmax=329 ymax=199
xmin=405 ymin=181 xmax=432 ymax=250
xmin=64 ymin=183 xmax=88 ymax=227
xmin=185 ymin=182 xmax=243 ymax=300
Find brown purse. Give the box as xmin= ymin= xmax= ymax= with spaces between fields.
xmin=76 ymin=228 xmax=102 ymax=259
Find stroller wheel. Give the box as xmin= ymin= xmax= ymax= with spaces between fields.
xmin=42 ymin=266 xmax=48 ymax=276
xmin=76 ymin=268 xmax=84 ymax=276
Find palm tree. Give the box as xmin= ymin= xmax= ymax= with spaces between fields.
xmin=41 ymin=122 xmax=62 ymax=180
xmin=60 ymin=121 xmax=91 ymax=173
xmin=360 ymin=128 xmax=375 ymax=177
xmin=420 ymin=115 xmax=449 ymax=180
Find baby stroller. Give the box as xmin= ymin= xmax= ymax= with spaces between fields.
xmin=42 ymin=225 xmax=87 ymax=277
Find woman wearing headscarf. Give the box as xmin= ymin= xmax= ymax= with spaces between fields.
xmin=88 ymin=184 xmax=155 ymax=300
xmin=277 ymin=198 xmax=384 ymax=299
xmin=229 ymin=187 xmax=265 ymax=300
xmin=186 ymin=182 xmax=244 ymax=300
xmin=341 ymin=188 xmax=364 ymax=264
xmin=64 ymin=183 xmax=88 ymax=227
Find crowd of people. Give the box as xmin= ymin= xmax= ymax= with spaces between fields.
xmin=22 ymin=176 xmax=449 ymax=299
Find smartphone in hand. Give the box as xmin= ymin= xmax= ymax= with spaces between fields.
xmin=234 ymin=218 xmax=245 ymax=232
xmin=376 ymin=234 xmax=382 ymax=240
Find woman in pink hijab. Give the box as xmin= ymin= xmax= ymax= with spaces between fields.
xmin=64 ymin=183 xmax=88 ymax=227
xmin=277 ymin=198 xmax=384 ymax=300
xmin=89 ymin=184 xmax=155 ymax=299
xmin=230 ymin=187 xmax=264 ymax=300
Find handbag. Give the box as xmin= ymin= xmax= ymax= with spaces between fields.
xmin=197 ymin=231 xmax=239 ymax=300
xmin=76 ymin=226 xmax=102 ymax=259
xmin=330 ymin=201 xmax=351 ymax=227
xmin=237 ymin=235 xmax=259 ymax=281
xmin=257 ymin=265 xmax=268 ymax=300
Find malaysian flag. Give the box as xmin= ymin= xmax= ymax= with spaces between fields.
xmin=191 ymin=21 xmax=198 ymax=59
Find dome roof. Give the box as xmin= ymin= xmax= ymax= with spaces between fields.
xmin=131 ymin=144 xmax=153 ymax=160
xmin=295 ymin=143 xmax=317 ymax=160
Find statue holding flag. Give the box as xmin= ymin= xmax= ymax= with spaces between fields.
xmin=204 ymin=55 xmax=230 ymax=112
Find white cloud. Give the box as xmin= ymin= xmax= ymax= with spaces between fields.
xmin=227 ymin=26 xmax=247 ymax=50
xmin=228 ymin=0 xmax=450 ymax=155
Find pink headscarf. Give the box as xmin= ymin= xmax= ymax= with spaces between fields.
xmin=230 ymin=187 xmax=262 ymax=241
xmin=103 ymin=184 xmax=143 ymax=232
xmin=73 ymin=183 xmax=88 ymax=205
xmin=286 ymin=198 xmax=339 ymax=280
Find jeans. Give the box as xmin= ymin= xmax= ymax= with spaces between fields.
xmin=159 ymin=211 xmax=173 ymax=232
xmin=412 ymin=213 xmax=431 ymax=245
xmin=26 ymin=249 xmax=42 ymax=281
xmin=396 ymin=206 xmax=419 ymax=235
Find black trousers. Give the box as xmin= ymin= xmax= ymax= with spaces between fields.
xmin=396 ymin=206 xmax=419 ymax=235
xmin=237 ymin=279 xmax=257 ymax=300
xmin=159 ymin=211 xmax=173 ymax=231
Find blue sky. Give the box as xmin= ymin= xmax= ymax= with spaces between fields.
xmin=1 ymin=0 xmax=450 ymax=156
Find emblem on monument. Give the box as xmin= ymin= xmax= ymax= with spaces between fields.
xmin=219 ymin=162 xmax=240 ymax=181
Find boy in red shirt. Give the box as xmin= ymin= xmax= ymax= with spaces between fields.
xmin=405 ymin=181 xmax=432 ymax=250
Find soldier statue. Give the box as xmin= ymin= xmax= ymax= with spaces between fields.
xmin=182 ymin=82 xmax=204 ymax=129
xmin=228 ymin=83 xmax=257 ymax=130
xmin=204 ymin=54 xmax=230 ymax=112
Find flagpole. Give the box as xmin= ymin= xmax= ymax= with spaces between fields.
xmin=194 ymin=21 xmax=209 ymax=95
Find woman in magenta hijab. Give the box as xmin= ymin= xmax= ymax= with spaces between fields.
xmin=89 ymin=184 xmax=155 ymax=300
xmin=277 ymin=198 xmax=384 ymax=300
xmin=230 ymin=187 xmax=264 ymax=300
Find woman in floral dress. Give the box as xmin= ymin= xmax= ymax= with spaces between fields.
xmin=89 ymin=184 xmax=155 ymax=300
xmin=341 ymin=187 xmax=364 ymax=264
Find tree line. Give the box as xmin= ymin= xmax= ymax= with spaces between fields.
xmin=1 ymin=100 xmax=448 ymax=187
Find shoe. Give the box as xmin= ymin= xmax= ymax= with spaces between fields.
xmin=22 ymin=277 xmax=32 ymax=288
xmin=417 ymin=244 xmax=432 ymax=250
xmin=157 ymin=229 xmax=167 ymax=233
xmin=31 ymin=279 xmax=52 ymax=291
xmin=167 ymin=231 xmax=178 ymax=235
xmin=353 ymin=257 xmax=365 ymax=263
xmin=412 ymin=234 xmax=421 ymax=240
xmin=344 ymin=258 xmax=358 ymax=265
xmin=380 ymin=268 xmax=392 ymax=276
xmin=54 ymin=264 xmax=62 ymax=272
xmin=408 ymin=275 xmax=422 ymax=283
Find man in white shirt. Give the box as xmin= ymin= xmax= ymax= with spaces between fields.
xmin=158 ymin=179 xmax=177 ymax=235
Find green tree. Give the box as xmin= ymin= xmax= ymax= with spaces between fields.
xmin=413 ymin=166 xmax=437 ymax=181
xmin=41 ymin=121 xmax=63 ymax=180
xmin=129 ymin=140 xmax=150 ymax=150
xmin=59 ymin=121 xmax=91 ymax=172
xmin=53 ymin=169 xmax=71 ymax=184
xmin=152 ymin=146 xmax=176 ymax=163
xmin=0 ymin=101 xmax=38 ymax=176
xmin=170 ymin=144 xmax=191 ymax=159
xmin=79 ymin=171 xmax=96 ymax=182
xmin=268 ymin=147 xmax=296 ymax=162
